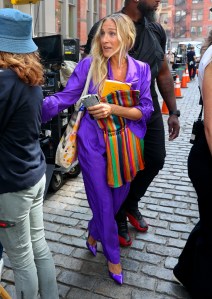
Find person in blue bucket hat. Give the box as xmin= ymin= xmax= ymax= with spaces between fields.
xmin=0 ymin=8 xmax=59 ymax=299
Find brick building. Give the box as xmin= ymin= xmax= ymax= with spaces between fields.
xmin=158 ymin=0 xmax=212 ymax=48
xmin=2 ymin=0 xmax=212 ymax=51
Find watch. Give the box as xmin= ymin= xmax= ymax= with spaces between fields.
xmin=169 ymin=110 xmax=180 ymax=117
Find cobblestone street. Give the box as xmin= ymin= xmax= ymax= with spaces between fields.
xmin=1 ymin=78 xmax=201 ymax=299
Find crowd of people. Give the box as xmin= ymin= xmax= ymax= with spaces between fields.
xmin=0 ymin=0 xmax=210 ymax=298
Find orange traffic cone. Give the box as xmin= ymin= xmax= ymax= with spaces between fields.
xmin=185 ymin=68 xmax=190 ymax=83
xmin=174 ymin=76 xmax=183 ymax=98
xmin=161 ymin=100 xmax=169 ymax=115
xmin=181 ymin=71 xmax=188 ymax=88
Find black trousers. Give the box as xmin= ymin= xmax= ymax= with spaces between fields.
xmin=174 ymin=130 xmax=212 ymax=298
xmin=188 ymin=64 xmax=196 ymax=79
xmin=116 ymin=99 xmax=166 ymax=221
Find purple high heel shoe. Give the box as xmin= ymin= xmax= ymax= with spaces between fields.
xmin=86 ymin=237 xmax=97 ymax=256
xmin=109 ymin=270 xmax=123 ymax=285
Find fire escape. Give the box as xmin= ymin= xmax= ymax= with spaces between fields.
xmin=174 ymin=0 xmax=189 ymax=38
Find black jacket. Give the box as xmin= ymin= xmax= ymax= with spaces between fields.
xmin=0 ymin=69 xmax=46 ymax=194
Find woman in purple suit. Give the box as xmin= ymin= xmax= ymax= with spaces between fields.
xmin=42 ymin=13 xmax=153 ymax=284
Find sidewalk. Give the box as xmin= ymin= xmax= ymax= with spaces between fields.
xmin=1 ymin=78 xmax=201 ymax=299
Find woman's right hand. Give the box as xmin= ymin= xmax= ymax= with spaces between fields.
xmin=87 ymin=103 xmax=112 ymax=119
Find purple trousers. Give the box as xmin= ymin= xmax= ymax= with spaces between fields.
xmin=78 ymin=114 xmax=129 ymax=264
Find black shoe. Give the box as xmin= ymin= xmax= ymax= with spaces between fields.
xmin=117 ymin=220 xmax=132 ymax=247
xmin=127 ymin=209 xmax=148 ymax=232
xmin=173 ymin=264 xmax=188 ymax=289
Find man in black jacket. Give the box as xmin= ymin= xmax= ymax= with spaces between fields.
xmin=187 ymin=46 xmax=196 ymax=80
xmin=84 ymin=0 xmax=180 ymax=246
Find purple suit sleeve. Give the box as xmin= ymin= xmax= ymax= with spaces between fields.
xmin=127 ymin=62 xmax=153 ymax=139
xmin=42 ymin=58 xmax=91 ymax=123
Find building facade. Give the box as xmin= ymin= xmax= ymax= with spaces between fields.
xmin=0 ymin=0 xmax=122 ymax=45
xmin=158 ymin=0 xmax=212 ymax=49
xmin=1 ymin=0 xmax=212 ymax=50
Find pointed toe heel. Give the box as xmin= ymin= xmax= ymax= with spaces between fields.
xmin=108 ymin=271 xmax=123 ymax=285
xmin=86 ymin=241 xmax=97 ymax=256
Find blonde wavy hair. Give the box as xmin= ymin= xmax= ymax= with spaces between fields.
xmin=90 ymin=13 xmax=136 ymax=93
xmin=0 ymin=51 xmax=44 ymax=86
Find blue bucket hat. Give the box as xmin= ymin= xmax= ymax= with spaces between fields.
xmin=0 ymin=8 xmax=37 ymax=54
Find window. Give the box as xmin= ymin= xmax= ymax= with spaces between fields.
xmin=175 ymin=10 xmax=186 ymax=22
xmin=192 ymin=0 xmax=203 ymax=3
xmin=68 ymin=0 xmax=77 ymax=37
xmin=87 ymin=0 xmax=99 ymax=32
xmin=175 ymin=0 xmax=185 ymax=5
xmin=161 ymin=0 xmax=168 ymax=7
xmin=191 ymin=9 xmax=203 ymax=21
xmin=191 ymin=26 xmax=202 ymax=37
xmin=3 ymin=0 xmax=13 ymax=7
xmin=106 ymin=0 xmax=115 ymax=15
xmin=55 ymin=0 xmax=62 ymax=33
xmin=93 ymin=0 xmax=98 ymax=24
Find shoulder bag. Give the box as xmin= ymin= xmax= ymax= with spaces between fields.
xmin=55 ymin=66 xmax=92 ymax=168
xmin=190 ymin=88 xmax=204 ymax=144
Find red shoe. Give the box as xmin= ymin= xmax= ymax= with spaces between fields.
xmin=117 ymin=220 xmax=132 ymax=247
xmin=127 ymin=209 xmax=148 ymax=232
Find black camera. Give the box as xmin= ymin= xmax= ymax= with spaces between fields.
xmin=190 ymin=119 xmax=204 ymax=144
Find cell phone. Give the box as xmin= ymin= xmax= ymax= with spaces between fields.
xmin=81 ymin=94 xmax=100 ymax=108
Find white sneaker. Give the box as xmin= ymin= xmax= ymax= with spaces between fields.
xmin=0 ymin=258 xmax=4 ymax=281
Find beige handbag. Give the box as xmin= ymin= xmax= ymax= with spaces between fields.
xmin=55 ymin=66 xmax=92 ymax=169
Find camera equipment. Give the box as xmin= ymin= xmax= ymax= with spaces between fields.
xmin=33 ymin=34 xmax=63 ymax=66
xmin=63 ymin=38 xmax=80 ymax=62
xmin=34 ymin=34 xmax=81 ymax=195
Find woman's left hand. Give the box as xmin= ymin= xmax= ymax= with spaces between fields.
xmin=87 ymin=103 xmax=112 ymax=119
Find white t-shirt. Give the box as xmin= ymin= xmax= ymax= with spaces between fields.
xmin=198 ymin=45 xmax=212 ymax=93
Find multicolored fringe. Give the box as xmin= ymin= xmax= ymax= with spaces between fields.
xmin=97 ymin=90 xmax=145 ymax=188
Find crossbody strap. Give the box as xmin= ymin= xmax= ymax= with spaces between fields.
xmin=81 ymin=64 xmax=93 ymax=96
xmin=75 ymin=64 xmax=93 ymax=111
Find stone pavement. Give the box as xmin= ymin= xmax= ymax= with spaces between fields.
xmin=1 ymin=78 xmax=201 ymax=299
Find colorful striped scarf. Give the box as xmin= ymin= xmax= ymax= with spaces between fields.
xmin=97 ymin=90 xmax=144 ymax=188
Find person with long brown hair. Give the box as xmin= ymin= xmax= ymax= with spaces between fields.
xmin=0 ymin=8 xmax=58 ymax=299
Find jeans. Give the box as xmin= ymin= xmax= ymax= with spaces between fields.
xmin=0 ymin=175 xmax=59 ymax=299
xmin=188 ymin=65 xmax=196 ymax=79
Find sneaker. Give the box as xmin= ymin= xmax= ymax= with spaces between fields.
xmin=126 ymin=209 xmax=148 ymax=232
xmin=117 ymin=220 xmax=132 ymax=247
xmin=0 ymin=258 xmax=4 ymax=281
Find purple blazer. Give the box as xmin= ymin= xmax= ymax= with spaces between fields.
xmin=42 ymin=55 xmax=153 ymax=139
